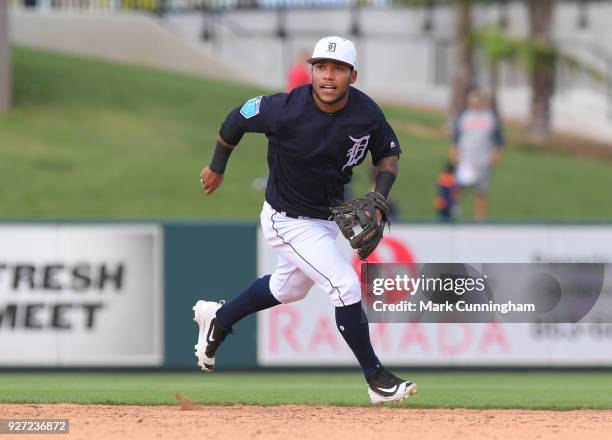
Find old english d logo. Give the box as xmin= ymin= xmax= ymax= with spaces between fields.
xmin=327 ymin=42 xmax=337 ymax=52
xmin=342 ymin=135 xmax=370 ymax=171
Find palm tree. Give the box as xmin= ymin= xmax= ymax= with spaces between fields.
xmin=526 ymin=0 xmax=555 ymax=141
xmin=473 ymin=25 xmax=604 ymax=143
xmin=472 ymin=27 xmax=515 ymax=117
xmin=449 ymin=0 xmax=475 ymax=121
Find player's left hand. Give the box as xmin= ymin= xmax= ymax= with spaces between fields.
xmin=200 ymin=166 xmax=224 ymax=196
xmin=375 ymin=207 xmax=384 ymax=226
xmin=331 ymin=192 xmax=389 ymax=260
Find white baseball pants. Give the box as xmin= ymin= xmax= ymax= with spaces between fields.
xmin=260 ymin=201 xmax=362 ymax=307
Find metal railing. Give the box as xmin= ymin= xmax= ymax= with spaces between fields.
xmin=11 ymin=0 xmax=611 ymax=13
xmin=11 ymin=0 xmax=162 ymax=12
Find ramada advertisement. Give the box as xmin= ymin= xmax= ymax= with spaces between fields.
xmin=257 ymin=225 xmax=612 ymax=366
xmin=0 ymin=225 xmax=163 ymax=366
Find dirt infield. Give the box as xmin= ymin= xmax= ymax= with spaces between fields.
xmin=2 ymin=403 xmax=612 ymax=440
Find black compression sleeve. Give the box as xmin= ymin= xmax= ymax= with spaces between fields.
xmin=219 ymin=115 xmax=245 ymax=146
xmin=374 ymin=171 xmax=396 ymax=199
xmin=209 ymin=141 xmax=233 ymax=174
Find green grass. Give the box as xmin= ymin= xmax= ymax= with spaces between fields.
xmin=1 ymin=47 xmax=611 ymax=220
xmin=1 ymin=372 xmax=612 ymax=409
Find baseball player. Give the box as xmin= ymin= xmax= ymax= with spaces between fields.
xmin=196 ymin=36 xmax=417 ymax=404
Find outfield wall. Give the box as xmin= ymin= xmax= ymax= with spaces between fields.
xmin=258 ymin=225 xmax=612 ymax=367
xmin=1 ymin=222 xmax=611 ymax=368
xmin=0 ymin=222 xmax=259 ymax=369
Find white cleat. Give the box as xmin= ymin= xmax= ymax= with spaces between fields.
xmin=193 ymin=300 xmax=227 ymax=373
xmin=367 ymin=366 xmax=418 ymax=404
xmin=368 ymin=381 xmax=418 ymax=404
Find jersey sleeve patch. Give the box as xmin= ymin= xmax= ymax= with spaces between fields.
xmin=240 ymin=96 xmax=263 ymax=119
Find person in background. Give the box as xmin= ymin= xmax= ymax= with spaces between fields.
xmin=286 ymin=49 xmax=311 ymax=92
xmin=434 ymin=161 xmax=457 ymax=221
xmin=450 ymin=89 xmax=505 ymax=221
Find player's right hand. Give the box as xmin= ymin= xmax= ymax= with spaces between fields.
xmin=200 ymin=166 xmax=224 ymax=196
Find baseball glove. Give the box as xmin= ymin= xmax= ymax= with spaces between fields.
xmin=331 ymin=192 xmax=389 ymax=260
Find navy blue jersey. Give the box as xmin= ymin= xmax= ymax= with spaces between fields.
xmin=222 ymin=85 xmax=401 ymax=220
